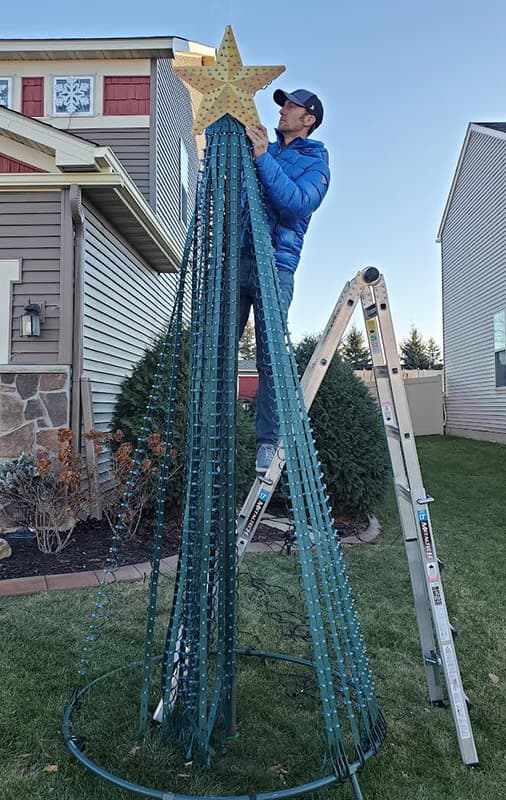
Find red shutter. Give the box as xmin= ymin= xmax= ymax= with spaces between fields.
xmin=22 ymin=77 xmax=44 ymax=117
xmin=103 ymin=76 xmax=150 ymax=115
xmin=0 ymin=153 xmax=45 ymax=173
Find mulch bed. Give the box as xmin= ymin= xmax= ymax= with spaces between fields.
xmin=0 ymin=495 xmax=362 ymax=582
xmin=0 ymin=516 xmax=290 ymax=582
xmin=0 ymin=517 xmax=181 ymax=582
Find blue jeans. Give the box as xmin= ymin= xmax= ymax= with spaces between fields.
xmin=238 ymin=253 xmax=294 ymax=446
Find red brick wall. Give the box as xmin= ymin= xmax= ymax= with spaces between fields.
xmin=22 ymin=77 xmax=44 ymax=117
xmin=103 ymin=76 xmax=150 ymax=115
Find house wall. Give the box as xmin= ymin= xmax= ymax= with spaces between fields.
xmin=0 ymin=57 xmax=151 ymax=129
xmin=441 ymin=128 xmax=506 ymax=442
xmin=153 ymin=58 xmax=199 ymax=259
xmin=0 ymin=191 xmax=63 ymax=365
xmin=82 ymin=201 xmax=180 ymax=430
xmin=73 ymin=127 xmax=151 ymax=201
xmin=0 ymin=190 xmax=74 ymax=461
xmin=0 ymin=366 xmax=70 ymax=459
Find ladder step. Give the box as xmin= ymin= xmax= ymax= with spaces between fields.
xmin=396 ymin=483 xmax=411 ymax=498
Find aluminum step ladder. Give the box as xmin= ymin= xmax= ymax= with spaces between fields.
xmin=236 ymin=266 xmax=479 ymax=766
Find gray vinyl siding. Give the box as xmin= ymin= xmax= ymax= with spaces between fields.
xmin=1 ymin=191 xmax=62 ymax=364
xmin=441 ymin=128 xmax=506 ymax=440
xmin=73 ymin=128 xmax=151 ymax=201
xmin=153 ymin=58 xmax=199 ymax=257
xmin=82 ymin=201 xmax=179 ymax=438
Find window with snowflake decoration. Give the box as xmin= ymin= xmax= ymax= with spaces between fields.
xmin=0 ymin=78 xmax=12 ymax=108
xmin=53 ymin=76 xmax=94 ymax=115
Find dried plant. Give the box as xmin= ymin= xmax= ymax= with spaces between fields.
xmin=0 ymin=428 xmax=85 ymax=554
xmin=84 ymin=430 xmax=175 ymax=541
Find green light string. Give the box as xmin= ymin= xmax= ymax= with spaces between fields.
xmin=239 ymin=129 xmax=385 ymax=775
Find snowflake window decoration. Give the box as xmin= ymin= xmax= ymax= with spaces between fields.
xmin=0 ymin=78 xmax=12 ymax=108
xmin=54 ymin=76 xmax=94 ymax=115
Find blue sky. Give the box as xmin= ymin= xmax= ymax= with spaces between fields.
xmin=4 ymin=1 xmax=506 ymax=347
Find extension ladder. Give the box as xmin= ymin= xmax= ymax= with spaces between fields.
xmin=236 ymin=267 xmax=479 ymax=766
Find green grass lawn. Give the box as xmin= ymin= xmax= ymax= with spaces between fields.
xmin=1 ymin=436 xmax=505 ymax=800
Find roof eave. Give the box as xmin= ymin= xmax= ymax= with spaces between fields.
xmin=437 ymin=122 xmax=506 ymax=242
xmin=0 ymin=36 xmax=175 ymax=61
xmin=0 ymin=35 xmax=215 ymax=61
xmin=436 ymin=124 xmax=473 ymax=243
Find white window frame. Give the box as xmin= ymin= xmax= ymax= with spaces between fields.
xmin=0 ymin=77 xmax=13 ymax=109
xmin=53 ymin=75 xmax=95 ymax=117
xmin=179 ymin=139 xmax=189 ymax=226
xmin=0 ymin=259 xmax=21 ymax=363
xmin=493 ymin=310 xmax=506 ymax=389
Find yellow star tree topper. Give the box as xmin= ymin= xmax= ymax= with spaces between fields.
xmin=174 ymin=26 xmax=285 ymax=134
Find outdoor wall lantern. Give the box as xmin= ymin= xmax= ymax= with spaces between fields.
xmin=20 ymin=302 xmax=43 ymax=337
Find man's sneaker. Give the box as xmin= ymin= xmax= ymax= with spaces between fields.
xmin=255 ymin=443 xmax=276 ymax=475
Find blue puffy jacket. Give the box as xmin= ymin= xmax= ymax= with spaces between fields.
xmin=241 ymin=132 xmax=330 ymax=272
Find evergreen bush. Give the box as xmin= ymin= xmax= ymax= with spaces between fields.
xmin=111 ymin=331 xmax=389 ymax=522
xmin=112 ymin=330 xmax=257 ymax=515
xmin=235 ymin=399 xmax=256 ymax=502
xmin=111 ymin=330 xmax=190 ymax=519
xmin=295 ymin=335 xmax=390 ymax=520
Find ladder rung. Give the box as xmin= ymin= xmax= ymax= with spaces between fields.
xmin=385 ymin=424 xmax=400 ymax=438
xmin=396 ymin=483 xmax=411 ymax=498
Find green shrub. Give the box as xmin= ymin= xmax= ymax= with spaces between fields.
xmin=112 ymin=330 xmax=257 ymax=514
xmin=295 ymin=335 xmax=390 ymax=520
xmin=236 ymin=400 xmax=257 ymax=503
xmin=111 ymin=331 xmax=389 ymax=522
xmin=111 ymin=330 xmax=190 ymax=519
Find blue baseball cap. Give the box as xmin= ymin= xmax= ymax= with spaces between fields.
xmin=273 ymin=88 xmax=324 ymax=128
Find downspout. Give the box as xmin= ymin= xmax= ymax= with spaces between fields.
xmin=70 ymin=185 xmax=101 ymax=518
xmin=440 ymin=237 xmax=447 ymax=437
xmin=69 ymin=184 xmax=85 ymax=441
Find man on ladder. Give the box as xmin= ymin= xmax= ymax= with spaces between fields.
xmin=240 ymin=88 xmax=330 ymax=474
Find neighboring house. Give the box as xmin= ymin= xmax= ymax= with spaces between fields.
xmin=438 ymin=122 xmax=506 ymax=443
xmin=0 ymin=35 xmax=214 ymax=469
xmin=237 ymin=359 xmax=259 ymax=403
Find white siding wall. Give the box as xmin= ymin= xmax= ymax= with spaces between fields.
xmin=154 ymin=59 xmax=199 ymax=258
xmin=441 ymin=129 xmax=506 ymax=441
xmin=82 ymin=202 xmax=179 ymax=432
xmin=74 ymin=127 xmax=151 ymax=201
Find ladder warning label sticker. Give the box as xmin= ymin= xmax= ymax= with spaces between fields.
xmin=432 ymin=585 xmax=450 ymax=641
xmin=417 ymin=510 xmax=436 ymax=561
xmin=366 ymin=319 xmax=382 ymax=356
xmin=381 ymin=401 xmax=394 ymax=424
xmin=427 ymin=561 xmax=440 ymax=582
xmin=443 ymin=645 xmax=472 ymax=739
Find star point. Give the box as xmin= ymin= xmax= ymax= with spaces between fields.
xmin=174 ymin=26 xmax=285 ymax=134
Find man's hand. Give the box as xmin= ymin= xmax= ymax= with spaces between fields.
xmin=245 ymin=125 xmax=269 ymax=159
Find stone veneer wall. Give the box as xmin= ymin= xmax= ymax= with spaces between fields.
xmin=0 ymin=368 xmax=71 ymax=461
